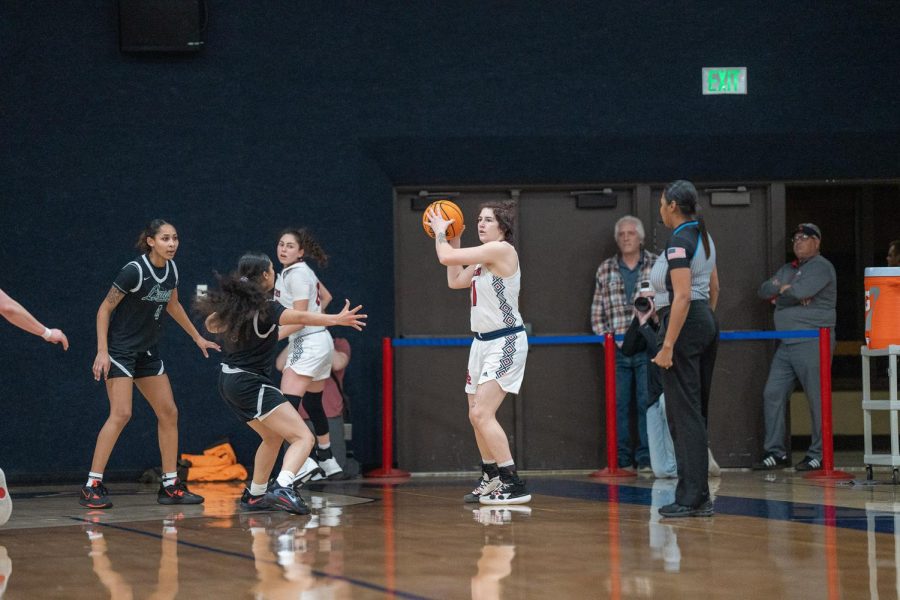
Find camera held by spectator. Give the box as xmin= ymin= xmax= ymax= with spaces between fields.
xmin=633 ymin=280 xmax=656 ymax=325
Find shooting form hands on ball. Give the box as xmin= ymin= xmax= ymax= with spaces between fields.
xmin=426 ymin=207 xmax=464 ymax=247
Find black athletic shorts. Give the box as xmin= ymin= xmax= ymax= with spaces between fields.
xmin=218 ymin=365 xmax=288 ymax=422
xmin=108 ymin=346 xmax=165 ymax=379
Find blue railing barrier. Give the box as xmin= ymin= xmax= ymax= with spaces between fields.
xmin=390 ymin=329 xmax=820 ymax=347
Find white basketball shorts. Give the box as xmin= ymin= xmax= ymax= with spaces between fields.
xmin=285 ymin=330 xmax=334 ymax=381
xmin=465 ymin=331 xmax=528 ymax=395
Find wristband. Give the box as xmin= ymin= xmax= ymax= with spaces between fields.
xmin=41 ymin=327 xmax=52 ymax=340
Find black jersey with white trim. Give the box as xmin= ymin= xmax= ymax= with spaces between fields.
xmin=219 ymin=301 xmax=287 ymax=376
xmin=107 ymin=255 xmax=179 ymax=353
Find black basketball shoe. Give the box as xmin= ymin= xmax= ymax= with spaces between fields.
xmin=265 ymin=483 xmax=310 ymax=515
xmin=240 ymin=487 xmax=273 ymax=511
xmin=479 ymin=479 xmax=532 ymax=505
xmin=157 ymin=479 xmax=204 ymax=505
xmin=79 ymin=481 xmax=113 ymax=509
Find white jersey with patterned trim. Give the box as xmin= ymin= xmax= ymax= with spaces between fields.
xmin=107 ymin=254 xmax=179 ymax=353
xmin=470 ymin=263 xmax=524 ymax=334
xmin=274 ymin=261 xmax=325 ymax=335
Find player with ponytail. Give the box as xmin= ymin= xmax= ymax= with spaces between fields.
xmin=273 ymin=228 xmax=344 ymax=480
xmin=197 ymin=251 xmax=365 ymax=514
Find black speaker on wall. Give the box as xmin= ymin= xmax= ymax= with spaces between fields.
xmin=119 ymin=0 xmax=206 ymax=53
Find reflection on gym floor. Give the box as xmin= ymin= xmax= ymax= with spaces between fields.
xmin=2 ymin=472 xmax=900 ymax=598
xmin=471 ymin=506 xmax=530 ymax=600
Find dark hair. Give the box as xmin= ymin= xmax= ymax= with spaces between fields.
xmin=194 ymin=252 xmax=273 ymax=350
xmin=136 ymin=219 xmax=173 ymax=253
xmin=663 ymin=180 xmax=710 ymax=257
xmin=479 ymin=201 xmax=517 ymax=246
xmin=890 ymin=240 xmax=900 ymax=252
xmin=279 ymin=228 xmax=328 ymax=268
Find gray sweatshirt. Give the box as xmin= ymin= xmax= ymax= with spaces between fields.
xmin=757 ymin=254 xmax=837 ymax=343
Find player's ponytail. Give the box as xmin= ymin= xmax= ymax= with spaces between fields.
xmin=195 ymin=252 xmax=273 ymax=349
xmin=280 ymin=228 xmax=329 ymax=268
xmin=663 ymin=180 xmax=710 ymax=257
xmin=136 ymin=219 xmax=172 ymax=253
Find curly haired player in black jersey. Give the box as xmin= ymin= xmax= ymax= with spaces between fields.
xmin=197 ymin=252 xmax=365 ymax=515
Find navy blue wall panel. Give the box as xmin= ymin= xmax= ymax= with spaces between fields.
xmin=1 ymin=1 xmax=898 ymax=478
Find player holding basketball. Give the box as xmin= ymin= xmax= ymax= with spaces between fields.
xmin=197 ymin=252 xmax=365 ymax=515
xmin=427 ymin=201 xmax=531 ymax=505
xmin=0 ymin=287 xmax=68 ymax=526
xmin=82 ymin=219 xmax=220 ymax=509
xmin=274 ymin=228 xmax=344 ymax=480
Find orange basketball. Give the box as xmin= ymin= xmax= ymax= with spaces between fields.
xmin=422 ymin=200 xmax=464 ymax=240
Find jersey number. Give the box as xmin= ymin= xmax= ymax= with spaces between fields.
xmin=471 ymin=281 xmax=477 ymax=307
xmin=315 ymin=282 xmax=321 ymax=307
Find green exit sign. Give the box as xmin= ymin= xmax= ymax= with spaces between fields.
xmin=702 ymin=67 xmax=747 ymax=95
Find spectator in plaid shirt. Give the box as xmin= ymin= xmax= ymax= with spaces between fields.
xmin=591 ymin=216 xmax=657 ymax=470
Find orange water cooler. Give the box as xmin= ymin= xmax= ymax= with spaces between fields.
xmin=862 ymin=267 xmax=900 ymax=482
xmin=865 ymin=267 xmax=900 ymax=349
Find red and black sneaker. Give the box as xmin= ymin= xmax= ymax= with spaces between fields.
xmin=265 ymin=483 xmax=310 ymax=515
xmin=157 ymin=479 xmax=204 ymax=505
xmin=240 ymin=487 xmax=273 ymax=511
xmin=79 ymin=481 xmax=113 ymax=509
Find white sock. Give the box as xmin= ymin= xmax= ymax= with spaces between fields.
xmin=497 ymin=460 xmax=515 ymax=468
xmin=86 ymin=472 xmax=103 ymax=487
xmin=162 ymin=472 xmax=178 ymax=487
xmin=250 ymin=482 xmax=268 ymax=496
xmin=276 ymin=470 xmax=295 ymax=487
xmin=318 ymin=443 xmax=331 ymax=450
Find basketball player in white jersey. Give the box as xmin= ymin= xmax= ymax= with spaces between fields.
xmin=274 ymin=228 xmax=343 ymax=480
xmin=0 ymin=287 xmax=68 ymax=526
xmin=82 ymin=220 xmax=220 ymax=509
xmin=427 ymin=201 xmax=531 ymax=505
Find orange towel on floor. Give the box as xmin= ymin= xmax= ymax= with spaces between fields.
xmin=180 ymin=442 xmax=246 ymax=482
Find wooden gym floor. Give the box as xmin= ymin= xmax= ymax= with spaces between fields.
xmin=1 ymin=457 xmax=899 ymax=599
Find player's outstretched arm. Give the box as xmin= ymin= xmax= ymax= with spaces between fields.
xmin=280 ymin=300 xmax=367 ymax=331
xmin=0 ymin=288 xmax=68 ymax=350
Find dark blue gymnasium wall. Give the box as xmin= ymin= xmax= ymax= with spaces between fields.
xmin=1 ymin=2 xmax=898 ymax=479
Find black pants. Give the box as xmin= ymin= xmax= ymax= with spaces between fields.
xmin=659 ymin=300 xmax=718 ymax=508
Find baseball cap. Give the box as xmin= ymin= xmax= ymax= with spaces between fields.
xmin=795 ymin=223 xmax=821 ymax=239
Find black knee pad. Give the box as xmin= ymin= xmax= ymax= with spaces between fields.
xmin=302 ymin=391 xmax=329 ymax=435
xmin=284 ymin=394 xmax=302 ymax=411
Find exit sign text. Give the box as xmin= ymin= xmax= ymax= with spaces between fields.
xmin=702 ymin=67 xmax=747 ymax=95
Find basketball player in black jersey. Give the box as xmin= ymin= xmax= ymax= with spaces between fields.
xmin=196 ymin=252 xmax=365 ymax=515
xmin=0 ymin=287 xmax=68 ymax=526
xmin=81 ymin=220 xmax=221 ymax=509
